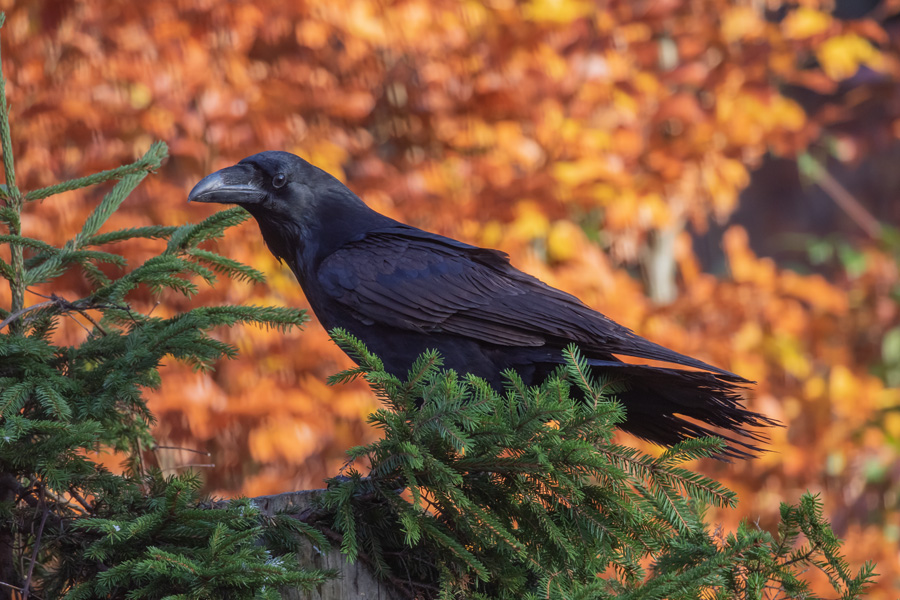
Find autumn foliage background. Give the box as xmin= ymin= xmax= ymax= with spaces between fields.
xmin=2 ymin=0 xmax=900 ymax=595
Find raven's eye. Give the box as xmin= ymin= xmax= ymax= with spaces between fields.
xmin=272 ymin=173 xmax=287 ymax=189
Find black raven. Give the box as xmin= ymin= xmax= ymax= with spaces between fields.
xmin=189 ymin=151 xmax=776 ymax=456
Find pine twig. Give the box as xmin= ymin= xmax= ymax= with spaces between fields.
xmin=0 ymin=300 xmax=54 ymax=331
xmin=799 ymin=154 xmax=882 ymax=239
xmin=24 ymin=142 xmax=167 ymax=203
xmin=0 ymin=292 xmax=129 ymax=333
xmin=153 ymin=445 xmax=211 ymax=456
xmin=67 ymin=487 xmax=93 ymax=515
xmin=21 ymin=488 xmax=48 ymax=599
xmin=161 ymin=463 xmax=215 ymax=471
xmin=0 ymin=13 xmax=18 ymax=200
xmin=0 ymin=581 xmax=33 ymax=598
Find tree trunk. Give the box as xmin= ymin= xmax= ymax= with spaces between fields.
xmin=641 ymin=221 xmax=683 ymax=305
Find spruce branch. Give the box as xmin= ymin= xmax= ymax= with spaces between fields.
xmin=84 ymin=225 xmax=178 ymax=247
xmin=0 ymin=13 xmax=25 ymax=335
xmin=24 ymin=142 xmax=167 ymax=204
xmin=318 ymin=341 xmax=874 ymax=599
xmin=0 ymin=13 xmax=17 ymax=201
xmin=20 ymin=485 xmax=48 ymax=599
xmin=0 ymin=26 xmax=315 ymax=591
xmin=165 ymin=206 xmax=250 ymax=252
xmin=0 ymin=293 xmax=128 ymax=333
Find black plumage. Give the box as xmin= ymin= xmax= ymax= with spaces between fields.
xmin=189 ymin=151 xmax=777 ymax=457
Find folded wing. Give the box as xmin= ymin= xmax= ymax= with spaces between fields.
xmin=318 ymin=227 xmax=748 ymax=383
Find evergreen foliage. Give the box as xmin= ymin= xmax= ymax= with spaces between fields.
xmin=320 ymin=330 xmax=877 ymax=599
xmin=0 ymin=13 xmax=324 ymax=597
xmin=59 ymin=473 xmax=330 ymax=600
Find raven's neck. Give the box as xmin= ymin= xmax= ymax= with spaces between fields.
xmin=254 ymin=191 xmax=398 ymax=288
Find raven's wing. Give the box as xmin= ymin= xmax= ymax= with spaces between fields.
xmin=317 ymin=227 xmax=745 ymax=380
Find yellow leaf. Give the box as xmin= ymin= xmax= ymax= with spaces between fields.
xmin=782 ymin=7 xmax=832 ymax=39
xmin=344 ymin=0 xmax=387 ymax=44
xmin=547 ymin=220 xmax=581 ymax=262
xmin=611 ymin=89 xmax=639 ymax=119
xmin=783 ymin=397 xmax=803 ymax=420
xmin=552 ymin=160 xmax=607 ymax=188
xmin=129 ymin=82 xmax=152 ymax=109
xmin=641 ymin=192 xmax=671 ymax=228
xmin=300 ymin=141 xmax=348 ymax=182
xmin=510 ymin=201 xmax=550 ymax=240
xmin=829 ymin=365 xmax=857 ymax=403
xmin=523 ymin=0 xmax=593 ymax=24
xmin=878 ymin=387 xmax=900 ymax=410
xmin=583 ymin=130 xmax=612 ymax=153
xmin=451 ymin=118 xmax=496 ymax=149
xmin=535 ymin=44 xmax=569 ymax=80
xmin=703 ymin=158 xmax=747 ymax=216
xmin=884 ymin=411 xmax=900 ymax=439
xmin=768 ymin=335 xmax=811 ymax=379
xmin=480 ymin=221 xmax=504 ymax=248
xmin=590 ymin=183 xmax=619 ymax=204
xmin=733 ymin=322 xmax=763 ymax=353
xmin=804 ymin=375 xmax=826 ymax=400
xmin=817 ymin=33 xmax=882 ymax=80
xmin=633 ymin=71 xmax=661 ymax=96
xmin=721 ymin=6 xmax=766 ymax=43
xmin=719 ymin=158 xmax=750 ymax=188
xmin=724 ymin=226 xmax=777 ymax=286
xmin=771 ymin=96 xmax=807 ymax=131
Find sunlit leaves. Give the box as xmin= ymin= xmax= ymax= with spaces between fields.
xmin=817 ymin=33 xmax=883 ymax=81
xmin=782 ymin=7 xmax=833 ymax=40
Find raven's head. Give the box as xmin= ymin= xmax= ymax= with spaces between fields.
xmin=189 ymin=151 xmax=394 ymax=275
xmin=188 ymin=151 xmax=347 ymax=217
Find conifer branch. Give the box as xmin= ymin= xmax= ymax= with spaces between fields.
xmin=24 ymin=142 xmax=167 ymax=203
xmin=318 ymin=341 xmax=874 ymax=598
xmin=20 ymin=486 xmax=48 ymax=598
xmin=0 ymin=13 xmax=16 ymax=201
xmin=0 ymin=300 xmax=54 ymax=332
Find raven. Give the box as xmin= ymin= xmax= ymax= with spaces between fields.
xmin=189 ymin=151 xmax=776 ymax=457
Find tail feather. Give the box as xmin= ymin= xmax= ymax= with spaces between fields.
xmin=587 ymin=362 xmax=779 ymax=459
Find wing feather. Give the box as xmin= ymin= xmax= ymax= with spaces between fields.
xmin=318 ymin=229 xmax=744 ymax=380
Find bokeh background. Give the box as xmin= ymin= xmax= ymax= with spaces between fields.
xmin=1 ymin=0 xmax=899 ymax=595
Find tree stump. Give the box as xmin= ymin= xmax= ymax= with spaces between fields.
xmin=252 ymin=490 xmax=406 ymax=600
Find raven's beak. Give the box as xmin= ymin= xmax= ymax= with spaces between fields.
xmin=188 ymin=164 xmax=266 ymax=205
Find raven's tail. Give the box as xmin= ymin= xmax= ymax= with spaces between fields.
xmin=587 ymin=362 xmax=778 ymax=459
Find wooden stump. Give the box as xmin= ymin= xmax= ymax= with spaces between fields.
xmin=252 ymin=490 xmax=406 ymax=600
